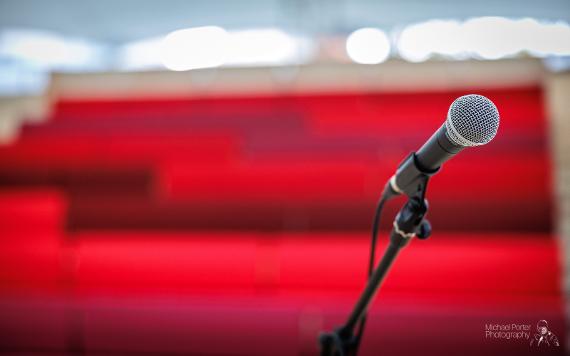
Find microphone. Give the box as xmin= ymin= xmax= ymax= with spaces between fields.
xmin=319 ymin=94 xmax=500 ymax=356
xmin=389 ymin=94 xmax=500 ymax=196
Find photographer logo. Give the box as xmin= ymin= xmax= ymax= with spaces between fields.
xmin=484 ymin=320 xmax=559 ymax=348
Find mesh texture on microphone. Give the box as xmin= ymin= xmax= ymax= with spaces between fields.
xmin=445 ymin=94 xmax=500 ymax=147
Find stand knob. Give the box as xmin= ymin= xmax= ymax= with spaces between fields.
xmin=416 ymin=220 xmax=432 ymax=240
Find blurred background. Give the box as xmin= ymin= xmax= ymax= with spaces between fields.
xmin=0 ymin=0 xmax=569 ymax=355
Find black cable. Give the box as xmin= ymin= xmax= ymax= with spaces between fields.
xmin=367 ymin=196 xmax=388 ymax=277
xmin=352 ymin=192 xmax=389 ymax=355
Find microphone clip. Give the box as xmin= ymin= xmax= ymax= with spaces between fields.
xmin=387 ymin=152 xmax=435 ymax=242
xmin=388 ymin=152 xmax=439 ymax=201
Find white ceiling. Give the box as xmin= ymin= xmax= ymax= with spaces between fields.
xmin=1 ymin=0 xmax=569 ymax=43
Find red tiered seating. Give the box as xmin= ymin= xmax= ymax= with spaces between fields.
xmin=0 ymin=86 xmax=562 ymax=355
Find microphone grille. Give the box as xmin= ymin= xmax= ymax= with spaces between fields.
xmin=445 ymin=94 xmax=500 ymax=147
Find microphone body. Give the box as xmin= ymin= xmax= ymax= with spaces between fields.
xmin=415 ymin=124 xmax=464 ymax=172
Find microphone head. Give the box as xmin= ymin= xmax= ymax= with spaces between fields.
xmin=445 ymin=94 xmax=500 ymax=147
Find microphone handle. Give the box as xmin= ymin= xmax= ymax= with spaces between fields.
xmin=415 ymin=124 xmax=464 ymax=172
xmin=390 ymin=124 xmax=465 ymax=197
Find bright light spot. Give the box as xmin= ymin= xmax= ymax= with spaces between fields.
xmin=159 ymin=26 xmax=311 ymax=70
xmin=398 ymin=20 xmax=464 ymax=62
xmin=0 ymin=59 xmax=48 ymax=96
xmin=463 ymin=17 xmax=521 ymax=59
xmin=526 ymin=21 xmax=570 ymax=57
xmin=346 ymin=28 xmax=391 ymax=64
xmin=161 ymin=26 xmax=228 ymax=71
xmin=225 ymin=29 xmax=303 ymax=67
xmin=396 ymin=17 xmax=570 ymax=62
xmin=0 ymin=30 xmax=103 ymax=70
xmin=118 ymin=36 xmax=164 ymax=71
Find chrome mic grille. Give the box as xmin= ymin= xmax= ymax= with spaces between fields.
xmin=445 ymin=94 xmax=500 ymax=147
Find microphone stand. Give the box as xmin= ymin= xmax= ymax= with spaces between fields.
xmin=319 ymin=153 xmax=435 ymax=356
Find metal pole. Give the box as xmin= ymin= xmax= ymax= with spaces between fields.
xmin=342 ymin=238 xmax=403 ymax=332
